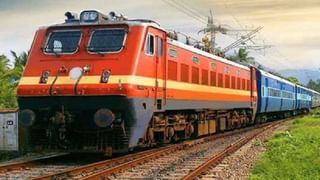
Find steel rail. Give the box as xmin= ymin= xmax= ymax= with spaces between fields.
xmin=35 ymin=144 xmax=186 ymax=180
xmin=33 ymin=145 xmax=185 ymax=180
xmin=182 ymin=121 xmax=281 ymax=180
xmin=0 ymin=153 xmax=69 ymax=173
xmin=33 ymin=118 xmax=292 ymax=180
xmin=40 ymin=125 xmax=264 ymax=179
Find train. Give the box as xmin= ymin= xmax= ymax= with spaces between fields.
xmin=16 ymin=10 xmax=320 ymax=154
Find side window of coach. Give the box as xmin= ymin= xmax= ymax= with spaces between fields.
xmin=145 ymin=34 xmax=154 ymax=55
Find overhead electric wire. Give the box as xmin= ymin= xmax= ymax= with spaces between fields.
xmin=161 ymin=0 xmax=207 ymax=24
xmin=221 ymin=0 xmax=307 ymax=80
xmin=170 ymin=0 xmax=225 ymax=27
xmin=171 ymin=0 xmax=208 ymax=20
xmin=161 ymin=0 xmax=306 ymax=81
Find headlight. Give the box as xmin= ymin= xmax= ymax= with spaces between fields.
xmin=39 ymin=70 xmax=50 ymax=84
xmin=94 ymin=108 xmax=115 ymax=128
xmin=69 ymin=67 xmax=83 ymax=80
xmin=80 ymin=10 xmax=99 ymax=23
xmin=101 ymin=69 xmax=111 ymax=83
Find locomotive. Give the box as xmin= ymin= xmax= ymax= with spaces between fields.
xmin=17 ymin=10 xmax=320 ymax=154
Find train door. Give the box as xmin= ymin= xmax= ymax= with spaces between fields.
xmin=250 ymin=67 xmax=257 ymax=121
xmin=155 ymin=32 xmax=167 ymax=110
xmin=264 ymin=78 xmax=269 ymax=112
xmin=0 ymin=114 xmax=3 ymax=149
xmin=146 ymin=28 xmax=166 ymax=110
xmin=291 ymin=86 xmax=295 ymax=110
xmin=280 ymin=83 xmax=283 ymax=111
xmin=296 ymin=86 xmax=300 ymax=109
xmin=156 ymin=34 xmax=167 ymax=110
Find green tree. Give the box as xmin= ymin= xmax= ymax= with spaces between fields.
xmin=0 ymin=55 xmax=16 ymax=107
xmin=257 ymin=64 xmax=265 ymax=70
xmin=307 ymin=79 xmax=320 ymax=92
xmin=0 ymin=51 xmax=28 ymax=108
xmin=268 ymin=71 xmax=284 ymax=78
xmin=227 ymin=48 xmax=255 ymax=65
xmin=268 ymin=72 xmax=300 ymax=85
xmin=287 ymin=76 xmax=299 ymax=84
xmin=10 ymin=51 xmax=28 ymax=85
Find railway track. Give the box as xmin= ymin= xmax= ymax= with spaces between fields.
xmin=106 ymin=124 xmax=276 ymax=180
xmin=0 ymin=153 xmax=103 ymax=180
xmin=182 ymin=121 xmax=282 ymax=180
xmin=0 ymin=153 xmax=70 ymax=179
xmin=33 ymin=145 xmax=185 ymax=180
xmin=0 ymin=119 xmax=287 ymax=179
xmin=32 ymin=121 xmax=280 ymax=180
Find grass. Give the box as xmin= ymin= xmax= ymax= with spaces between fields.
xmin=250 ymin=111 xmax=320 ymax=180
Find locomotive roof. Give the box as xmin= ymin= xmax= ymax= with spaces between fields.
xmin=45 ymin=19 xmax=165 ymax=31
xmin=43 ymin=19 xmax=249 ymax=70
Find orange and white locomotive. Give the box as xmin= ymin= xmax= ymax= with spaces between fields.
xmin=17 ymin=10 xmax=257 ymax=154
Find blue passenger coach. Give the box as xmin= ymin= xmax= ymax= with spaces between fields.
xmin=296 ymin=85 xmax=312 ymax=111
xmin=256 ymin=69 xmax=296 ymax=121
xmin=311 ymin=89 xmax=320 ymax=108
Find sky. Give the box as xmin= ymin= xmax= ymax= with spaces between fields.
xmin=0 ymin=0 xmax=319 ymax=71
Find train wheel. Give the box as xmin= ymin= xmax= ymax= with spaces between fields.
xmin=165 ymin=127 xmax=175 ymax=142
xmin=262 ymin=116 xmax=268 ymax=123
xmin=185 ymin=124 xmax=194 ymax=139
xmin=173 ymin=133 xmax=179 ymax=142
xmin=144 ymin=128 xmax=154 ymax=147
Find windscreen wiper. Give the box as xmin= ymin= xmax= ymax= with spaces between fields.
xmin=53 ymin=51 xmax=61 ymax=57
xmin=87 ymin=47 xmax=105 ymax=56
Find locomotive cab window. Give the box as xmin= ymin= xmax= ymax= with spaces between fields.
xmin=88 ymin=29 xmax=126 ymax=53
xmin=44 ymin=30 xmax=82 ymax=54
xmin=145 ymin=34 xmax=154 ymax=55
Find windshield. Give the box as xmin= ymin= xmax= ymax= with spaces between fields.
xmin=44 ymin=30 xmax=81 ymax=54
xmin=88 ymin=29 xmax=126 ymax=53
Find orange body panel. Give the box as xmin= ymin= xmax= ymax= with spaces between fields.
xmin=18 ymin=23 xmax=256 ymax=106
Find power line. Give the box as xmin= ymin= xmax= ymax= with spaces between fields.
xmin=160 ymin=0 xmax=207 ymax=24
xmin=221 ymin=0 xmax=304 ymax=77
xmin=170 ymin=0 xmax=226 ymax=28
xmin=161 ymin=0 xmax=302 ymax=79
xmin=171 ymin=0 xmax=208 ymax=19
xmin=171 ymin=0 xmax=206 ymax=21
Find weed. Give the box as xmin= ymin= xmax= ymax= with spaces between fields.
xmin=253 ymin=139 xmax=262 ymax=146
